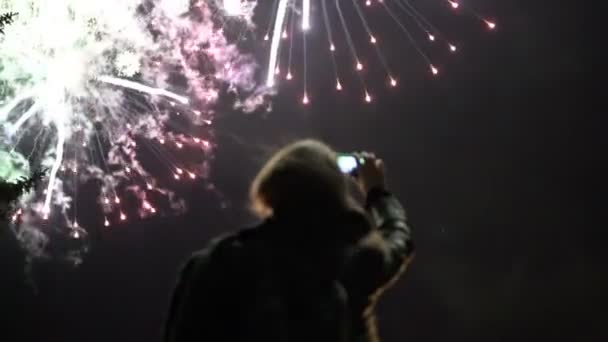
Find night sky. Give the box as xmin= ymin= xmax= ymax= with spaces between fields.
xmin=2 ymin=1 xmax=600 ymax=341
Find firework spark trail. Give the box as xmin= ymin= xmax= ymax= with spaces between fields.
xmin=302 ymin=0 xmax=311 ymax=31
xmin=10 ymin=102 xmax=39 ymax=134
xmin=263 ymin=0 xmax=496 ymax=103
xmin=97 ymin=76 xmax=190 ymax=105
xmin=44 ymin=124 xmax=66 ymax=217
xmin=0 ymin=0 xmax=265 ymax=261
xmin=266 ymin=0 xmax=289 ymax=87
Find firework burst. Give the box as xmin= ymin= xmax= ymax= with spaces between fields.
xmin=0 ymin=0 xmax=265 ymax=260
xmin=258 ymin=0 xmax=496 ymax=104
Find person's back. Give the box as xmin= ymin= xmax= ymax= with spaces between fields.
xmin=164 ymin=140 xmax=414 ymax=342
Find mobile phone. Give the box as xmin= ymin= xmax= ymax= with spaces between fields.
xmin=336 ymin=154 xmax=364 ymax=174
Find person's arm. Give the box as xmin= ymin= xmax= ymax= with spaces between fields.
xmin=364 ymin=186 xmax=414 ymax=283
xmin=343 ymin=153 xmax=414 ymax=296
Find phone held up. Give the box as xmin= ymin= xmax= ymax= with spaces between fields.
xmin=336 ymin=153 xmax=365 ymax=175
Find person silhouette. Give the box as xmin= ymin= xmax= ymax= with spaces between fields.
xmin=164 ymin=140 xmax=414 ymax=342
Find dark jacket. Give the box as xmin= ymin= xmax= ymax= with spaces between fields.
xmin=164 ymin=188 xmax=414 ymax=342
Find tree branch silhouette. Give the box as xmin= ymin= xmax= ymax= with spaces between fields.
xmin=0 ymin=12 xmax=18 ymax=34
xmin=0 ymin=169 xmax=47 ymax=220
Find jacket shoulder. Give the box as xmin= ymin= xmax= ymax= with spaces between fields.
xmin=187 ymin=227 xmax=261 ymax=268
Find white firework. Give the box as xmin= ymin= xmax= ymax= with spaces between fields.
xmin=0 ymin=0 xmax=265 ymax=260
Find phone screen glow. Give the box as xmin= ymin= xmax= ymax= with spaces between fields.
xmin=337 ymin=155 xmax=358 ymax=173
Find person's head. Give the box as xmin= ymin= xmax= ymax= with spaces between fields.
xmin=249 ymin=139 xmax=351 ymax=219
